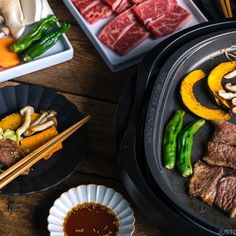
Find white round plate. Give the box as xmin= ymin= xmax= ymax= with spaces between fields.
xmin=48 ymin=184 xmax=135 ymax=236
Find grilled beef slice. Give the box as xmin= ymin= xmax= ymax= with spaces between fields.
xmin=215 ymin=176 xmax=236 ymax=218
xmin=189 ymin=161 xmax=224 ymax=205
xmin=204 ymin=141 xmax=236 ymax=169
xmin=0 ymin=139 xmax=25 ymax=167
xmin=212 ymin=121 xmax=236 ymax=145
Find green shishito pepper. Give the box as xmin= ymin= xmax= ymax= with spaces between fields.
xmin=12 ymin=15 xmax=58 ymax=53
xmin=23 ymin=23 xmax=71 ymax=62
xmin=163 ymin=110 xmax=185 ymax=169
xmin=177 ymin=119 xmax=205 ymax=177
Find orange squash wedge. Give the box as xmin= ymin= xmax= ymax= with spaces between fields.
xmin=180 ymin=69 xmax=230 ymax=120
xmin=207 ymin=61 xmax=236 ymax=108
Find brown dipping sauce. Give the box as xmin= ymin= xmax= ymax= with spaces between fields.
xmin=63 ymin=202 xmax=119 ymax=236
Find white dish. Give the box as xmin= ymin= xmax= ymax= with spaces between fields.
xmin=48 ymin=184 xmax=135 ymax=236
xmin=0 ymin=4 xmax=73 ymax=82
xmin=63 ymin=0 xmax=207 ymax=72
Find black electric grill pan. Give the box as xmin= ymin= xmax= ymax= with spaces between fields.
xmin=144 ymin=29 xmax=236 ymax=233
xmin=115 ymin=20 xmax=236 ymax=236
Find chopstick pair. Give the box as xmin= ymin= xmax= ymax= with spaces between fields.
xmin=0 ymin=115 xmax=91 ymax=190
xmin=220 ymin=0 xmax=233 ymax=18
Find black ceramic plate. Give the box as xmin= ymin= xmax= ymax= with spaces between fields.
xmin=145 ymin=29 xmax=236 ymax=232
xmin=0 ymin=85 xmax=87 ymax=194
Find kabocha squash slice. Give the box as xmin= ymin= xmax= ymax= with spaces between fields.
xmin=180 ymin=69 xmax=230 ymax=120
xmin=0 ymin=112 xmax=40 ymax=131
xmin=207 ymin=61 xmax=236 ymax=108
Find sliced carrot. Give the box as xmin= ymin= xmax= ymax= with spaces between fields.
xmin=20 ymin=127 xmax=62 ymax=160
xmin=0 ymin=38 xmax=20 ymax=68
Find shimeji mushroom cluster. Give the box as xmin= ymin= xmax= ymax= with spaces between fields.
xmin=16 ymin=106 xmax=57 ymax=139
xmin=218 ymin=69 xmax=236 ymax=115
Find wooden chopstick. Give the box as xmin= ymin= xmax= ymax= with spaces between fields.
xmin=0 ymin=115 xmax=91 ymax=189
xmin=225 ymin=0 xmax=233 ymax=17
xmin=220 ymin=0 xmax=229 ymax=18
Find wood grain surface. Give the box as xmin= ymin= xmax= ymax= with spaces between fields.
xmin=0 ymin=1 xmax=162 ymax=235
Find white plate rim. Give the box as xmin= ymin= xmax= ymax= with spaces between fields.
xmin=47 ymin=184 xmax=135 ymax=236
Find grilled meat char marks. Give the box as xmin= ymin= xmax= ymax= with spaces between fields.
xmin=189 ymin=121 xmax=236 ymax=218
xmin=215 ymin=177 xmax=236 ymax=218
xmin=0 ymin=139 xmax=25 ymax=167
xmin=204 ymin=142 xmax=236 ymax=169
xmin=212 ymin=120 xmax=236 ymax=146
xmin=189 ymin=161 xmax=224 ymax=205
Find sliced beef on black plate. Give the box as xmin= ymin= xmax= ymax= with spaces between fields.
xmin=204 ymin=141 xmax=236 ymax=169
xmin=212 ymin=121 xmax=236 ymax=145
xmin=215 ymin=176 xmax=236 ymax=218
xmin=0 ymin=139 xmax=25 ymax=167
xmin=189 ymin=161 xmax=224 ymax=205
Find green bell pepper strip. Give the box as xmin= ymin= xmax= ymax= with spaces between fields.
xmin=177 ymin=119 xmax=205 ymax=177
xmin=23 ymin=23 xmax=71 ymax=63
xmin=163 ymin=110 xmax=185 ymax=169
xmin=12 ymin=15 xmax=58 ymax=53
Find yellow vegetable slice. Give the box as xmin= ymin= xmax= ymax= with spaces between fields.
xmin=181 ymin=69 xmax=230 ymax=120
xmin=0 ymin=112 xmax=40 ymax=131
xmin=208 ymin=61 xmax=236 ymax=108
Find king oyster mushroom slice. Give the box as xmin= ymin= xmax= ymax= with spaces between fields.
xmin=0 ymin=15 xmax=4 ymax=24
xmin=225 ymin=83 xmax=236 ymax=92
xmin=0 ymin=0 xmax=25 ymax=38
xmin=232 ymin=97 xmax=236 ymax=106
xmin=16 ymin=106 xmax=34 ymax=138
xmin=224 ymin=69 xmax=236 ymax=79
xmin=218 ymin=89 xmax=236 ymax=100
xmin=0 ymin=26 xmax=10 ymax=38
xmin=231 ymin=106 xmax=236 ymax=115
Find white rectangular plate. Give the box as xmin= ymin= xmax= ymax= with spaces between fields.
xmin=63 ymin=0 xmax=207 ymax=72
xmin=0 ymin=4 xmax=73 ymax=81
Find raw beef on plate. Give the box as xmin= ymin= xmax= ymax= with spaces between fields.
xmin=132 ymin=0 xmax=177 ymax=25
xmin=148 ymin=5 xmax=190 ymax=37
xmin=72 ymin=0 xmax=100 ymax=14
xmin=113 ymin=22 xmax=149 ymax=55
xmin=115 ymin=0 xmax=133 ymax=14
xmin=102 ymin=0 xmax=123 ymax=11
xmin=72 ymin=0 xmax=112 ymax=24
xmin=99 ymin=8 xmax=149 ymax=55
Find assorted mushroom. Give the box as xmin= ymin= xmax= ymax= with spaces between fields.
xmin=16 ymin=106 xmax=34 ymax=138
xmin=16 ymin=106 xmax=58 ymax=138
xmin=218 ymin=82 xmax=236 ymax=115
xmin=24 ymin=110 xmax=57 ymax=136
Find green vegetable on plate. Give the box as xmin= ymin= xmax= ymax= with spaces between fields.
xmin=177 ymin=119 xmax=205 ymax=177
xmin=23 ymin=22 xmax=71 ymax=63
xmin=12 ymin=15 xmax=58 ymax=53
xmin=163 ymin=110 xmax=185 ymax=169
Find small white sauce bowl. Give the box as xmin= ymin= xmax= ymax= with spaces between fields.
xmin=47 ymin=184 xmax=135 ymax=236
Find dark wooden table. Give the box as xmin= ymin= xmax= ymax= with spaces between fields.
xmin=0 ymin=1 xmax=161 ymax=235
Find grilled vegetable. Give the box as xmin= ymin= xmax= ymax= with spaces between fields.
xmin=208 ymin=62 xmax=236 ymax=108
xmin=12 ymin=15 xmax=58 ymax=53
xmin=177 ymin=119 xmax=205 ymax=177
xmin=23 ymin=22 xmax=70 ymax=62
xmin=180 ymin=69 xmax=230 ymax=120
xmin=163 ymin=110 xmax=185 ymax=169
